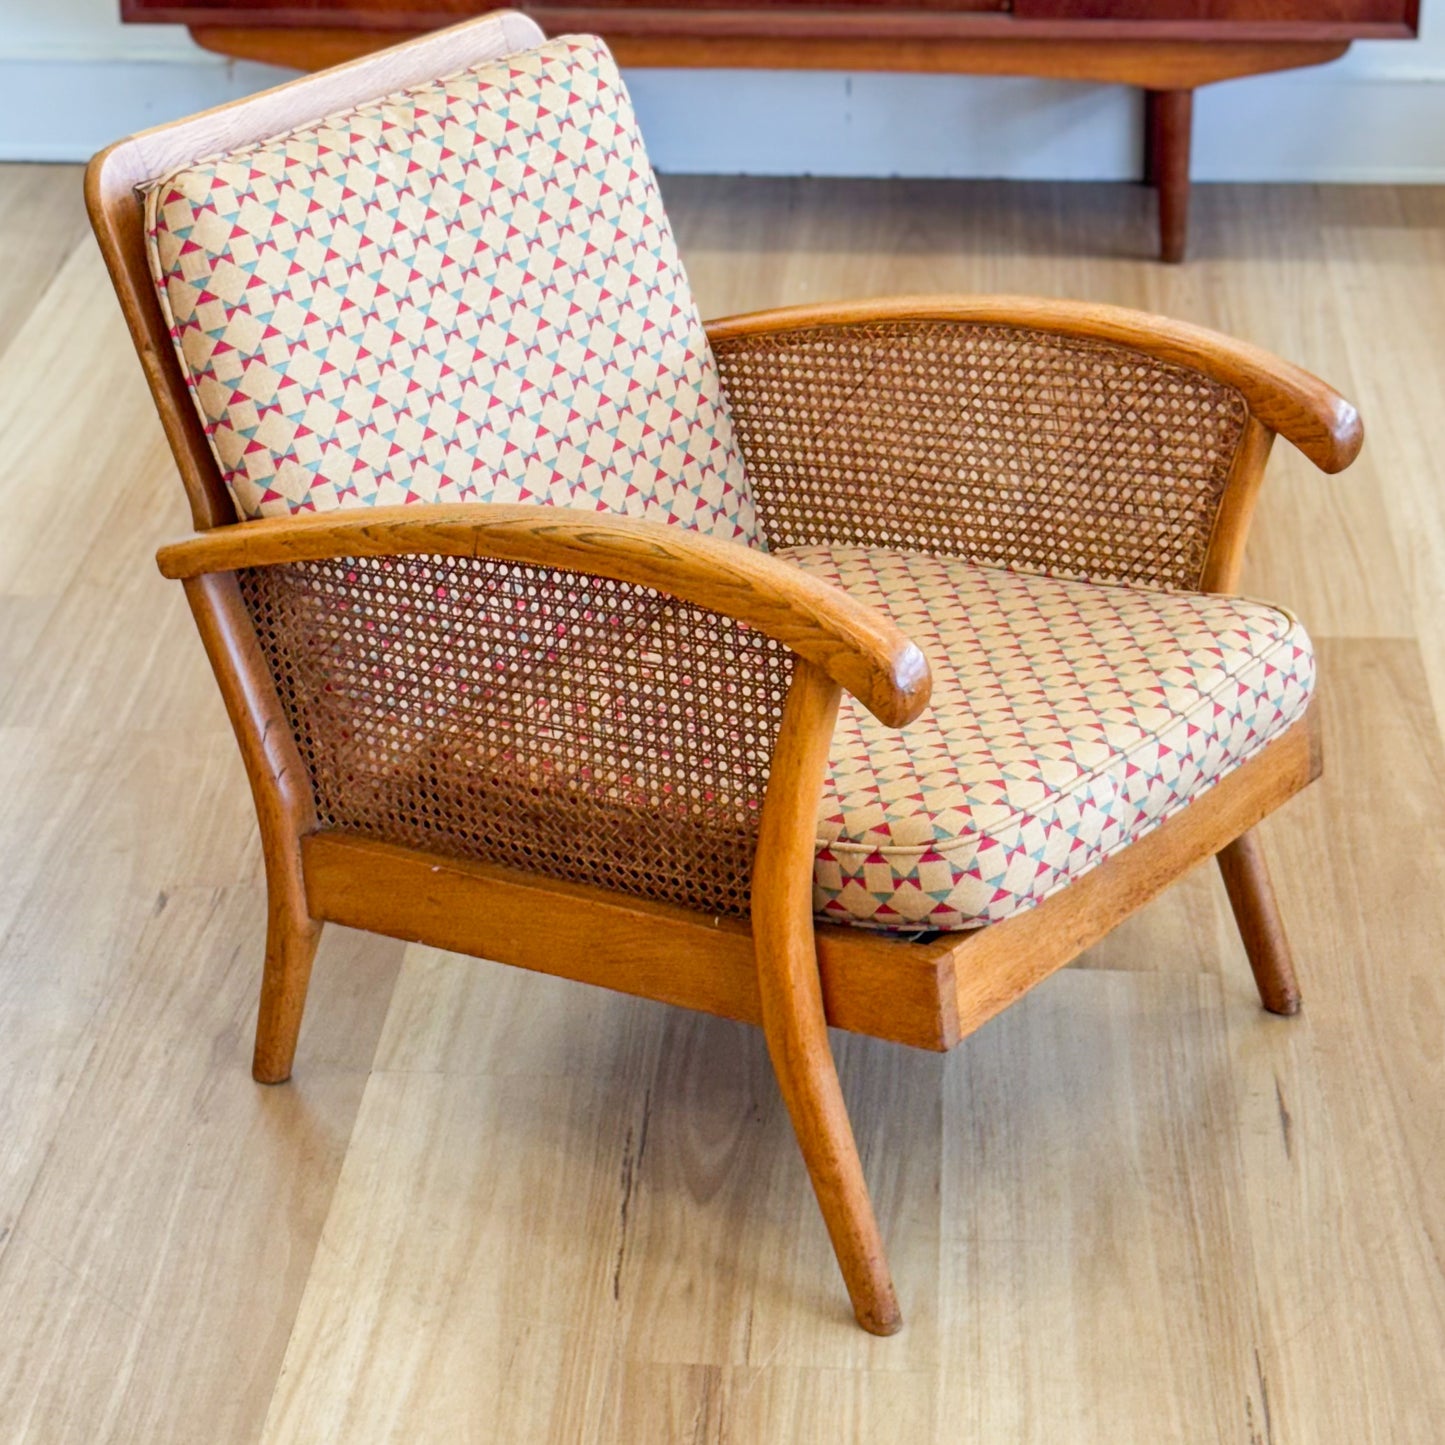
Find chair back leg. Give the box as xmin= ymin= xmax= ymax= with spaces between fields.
xmin=753 ymin=662 xmax=903 ymax=1335
xmin=1218 ymin=830 xmax=1302 ymax=1015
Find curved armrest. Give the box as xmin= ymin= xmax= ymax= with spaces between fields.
xmin=708 ymin=295 xmax=1362 ymax=473
xmin=157 ymin=503 xmax=932 ymax=729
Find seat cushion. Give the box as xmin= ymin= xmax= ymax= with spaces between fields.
xmin=778 ymin=547 xmax=1315 ymax=933
xmin=144 ymin=35 xmax=761 ymax=546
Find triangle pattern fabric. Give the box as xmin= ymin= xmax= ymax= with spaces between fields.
xmin=143 ymin=35 xmax=761 ymax=546
xmin=780 ymin=546 xmax=1316 ymax=933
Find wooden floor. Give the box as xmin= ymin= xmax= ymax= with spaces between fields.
xmin=0 ymin=165 xmax=1442 ymax=1442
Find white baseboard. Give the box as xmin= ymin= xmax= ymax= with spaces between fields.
xmin=3 ymin=51 xmax=1444 ymax=182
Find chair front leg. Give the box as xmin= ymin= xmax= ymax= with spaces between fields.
xmin=753 ymin=661 xmax=902 ymax=1336
xmin=1217 ymin=829 xmax=1301 ymax=1016
xmin=184 ymin=571 xmax=326 ymax=1082
xmin=253 ymin=857 xmax=324 ymax=1083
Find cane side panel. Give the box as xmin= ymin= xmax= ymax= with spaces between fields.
xmin=237 ymin=553 xmax=795 ymax=917
xmin=713 ymin=320 xmax=1250 ymax=590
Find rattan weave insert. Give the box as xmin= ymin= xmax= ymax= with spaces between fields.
xmin=713 ymin=320 xmax=1249 ymax=590
xmin=239 ymin=554 xmax=796 ymax=917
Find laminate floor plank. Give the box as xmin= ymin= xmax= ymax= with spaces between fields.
xmin=1325 ymin=189 xmax=1445 ymax=719
xmin=0 ymin=725 xmax=257 ymax=1240
xmin=0 ymin=888 xmax=401 ymax=1444
xmin=0 ymin=165 xmax=1442 ymax=1441
xmin=0 ymin=242 xmax=178 ymax=601
xmin=0 ymin=236 xmax=183 ymax=743
xmin=0 ymin=165 xmax=90 ymax=359
xmin=1228 ymin=639 xmax=1445 ymax=1444
xmin=936 ymin=970 xmax=1266 ymax=1443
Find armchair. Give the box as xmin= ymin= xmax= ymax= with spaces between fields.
xmin=87 ymin=10 xmax=1361 ymax=1337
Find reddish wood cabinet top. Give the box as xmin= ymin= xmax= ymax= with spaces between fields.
xmin=123 ymin=0 xmax=1419 ymax=39
xmin=118 ymin=1 xmax=1422 ymax=261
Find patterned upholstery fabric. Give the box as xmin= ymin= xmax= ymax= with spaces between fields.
xmin=143 ymin=35 xmax=761 ymax=546
xmin=778 ymin=547 xmax=1315 ymax=933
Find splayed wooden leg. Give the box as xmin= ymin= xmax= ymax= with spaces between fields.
xmin=1218 ymin=829 xmax=1301 ymax=1016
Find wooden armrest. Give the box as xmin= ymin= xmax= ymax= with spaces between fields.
xmin=156 ymin=503 xmax=931 ymax=728
xmin=708 ymin=294 xmax=1363 ymax=473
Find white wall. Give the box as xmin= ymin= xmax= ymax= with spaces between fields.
xmin=2 ymin=0 xmax=1443 ymax=180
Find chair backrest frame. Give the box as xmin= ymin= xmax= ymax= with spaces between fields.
xmin=85 ymin=9 xmax=545 ymax=532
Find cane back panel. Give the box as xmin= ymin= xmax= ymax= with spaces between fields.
xmin=712 ymin=320 xmax=1251 ymax=591
xmin=237 ymin=553 xmax=796 ymax=917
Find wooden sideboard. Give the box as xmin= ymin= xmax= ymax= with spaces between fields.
xmin=119 ymin=1 xmax=1421 ymax=261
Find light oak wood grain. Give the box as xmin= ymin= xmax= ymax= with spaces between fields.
xmin=3 ymin=162 xmax=1444 ymax=1439
xmin=936 ymin=969 xmax=1269 ymax=1441
xmin=0 ymin=887 xmax=402 ymax=1441
xmin=1325 ymin=185 xmax=1445 ymax=719
xmin=1195 ymin=183 xmax=1413 ymax=642
xmin=0 ymin=165 xmax=90 ymax=355
xmin=258 ymin=1063 xmax=636 ymax=1442
xmin=1229 ymin=639 xmax=1445 ymax=1444
xmin=259 ymin=950 xmax=949 ymax=1438
xmin=0 ymin=244 xmax=178 ymax=606
xmin=0 ymin=450 xmax=216 ymax=732
xmin=0 ymin=726 xmax=263 ymax=1270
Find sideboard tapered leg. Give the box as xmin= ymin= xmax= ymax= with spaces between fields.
xmin=1147 ymin=88 xmax=1194 ymax=263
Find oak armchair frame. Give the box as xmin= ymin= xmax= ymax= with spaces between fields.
xmin=87 ymin=12 xmax=1362 ymax=1336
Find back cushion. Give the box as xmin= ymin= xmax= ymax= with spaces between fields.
xmin=144 ymin=35 xmax=762 ymax=546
